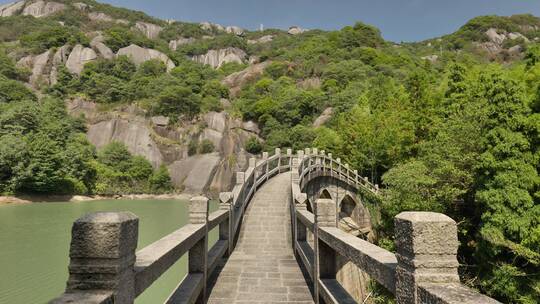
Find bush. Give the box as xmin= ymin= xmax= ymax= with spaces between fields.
xmin=148 ymin=165 xmax=173 ymax=193
xmin=20 ymin=26 xmax=88 ymax=54
xmin=245 ymin=137 xmax=263 ymax=154
xmin=188 ymin=139 xmax=198 ymax=156
xmin=198 ymin=139 xmax=215 ymax=154
xmin=0 ymin=76 xmax=37 ymax=103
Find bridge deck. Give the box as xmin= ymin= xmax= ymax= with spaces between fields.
xmin=208 ymin=173 xmax=314 ymax=303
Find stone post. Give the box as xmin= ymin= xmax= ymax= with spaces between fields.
xmin=262 ymin=152 xmax=269 ymax=179
xmin=65 ymin=212 xmax=138 ymax=304
xmin=236 ymin=172 xmax=245 ymax=185
xmin=275 ymin=148 xmax=282 ymax=172
xmin=286 ymin=148 xmax=293 ymax=168
xmin=219 ymin=192 xmax=234 ymax=255
xmin=189 ymin=196 xmax=210 ymax=304
xmin=294 ymin=193 xmax=308 ymax=252
xmin=298 ymin=150 xmax=305 ymax=159
xmin=305 ymin=148 xmax=311 ymax=155
xmin=394 ymin=212 xmax=460 ymax=304
xmin=314 ymin=199 xmax=337 ymax=304
xmin=353 ymin=170 xmax=358 ymax=184
xmin=328 ymin=153 xmax=333 ymax=177
xmin=312 ymin=148 xmax=318 ymax=155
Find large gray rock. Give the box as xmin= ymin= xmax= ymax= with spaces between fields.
xmin=17 ymin=49 xmax=53 ymax=87
xmin=508 ymin=32 xmax=529 ymax=42
xmin=191 ymin=47 xmax=247 ymax=69
xmin=476 ymin=42 xmax=502 ymax=55
xmin=87 ymin=118 xmax=164 ymax=168
xmin=151 ymin=116 xmax=169 ymax=127
xmin=225 ymin=26 xmax=244 ymax=36
xmin=242 ymin=121 xmax=260 ymax=134
xmin=421 ymin=54 xmax=439 ymax=63
xmin=168 ymin=153 xmax=221 ymax=193
xmin=313 ymin=107 xmax=333 ymax=127
xmin=117 ymin=44 xmax=175 ymax=71
xmin=22 ymin=1 xmax=65 ymax=18
xmin=49 ymin=44 xmax=70 ymax=85
xmin=90 ymin=35 xmax=114 ymax=59
xmin=200 ymin=21 xmax=224 ymax=32
xmin=222 ymin=61 xmax=271 ymax=97
xmin=133 ymin=21 xmax=162 ymax=40
xmin=72 ymin=2 xmax=89 ymax=10
xmin=169 ymin=37 xmax=195 ymax=51
xmin=288 ymin=26 xmax=306 ymax=35
xmin=88 ymin=11 xmax=114 ymax=22
xmin=67 ymin=97 xmax=98 ymax=121
xmin=247 ymin=35 xmax=274 ymax=44
xmin=66 ymin=44 xmax=97 ymax=75
xmin=508 ymin=45 xmax=523 ymax=56
xmin=0 ymin=0 xmax=25 ymax=17
xmin=30 ymin=50 xmax=50 ymax=85
xmin=298 ymin=77 xmax=321 ymax=90
xmin=485 ymin=28 xmax=506 ymax=45
xmin=204 ymin=111 xmax=227 ymax=133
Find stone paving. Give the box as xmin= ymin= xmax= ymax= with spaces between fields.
xmin=208 ymin=173 xmax=314 ymax=303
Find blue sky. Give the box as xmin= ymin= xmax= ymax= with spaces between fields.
xmin=2 ymin=0 xmax=540 ymax=41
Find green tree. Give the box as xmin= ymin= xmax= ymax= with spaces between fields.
xmin=148 ymin=165 xmax=173 ymax=193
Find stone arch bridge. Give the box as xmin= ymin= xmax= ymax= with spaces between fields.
xmin=52 ymin=148 xmax=499 ymax=304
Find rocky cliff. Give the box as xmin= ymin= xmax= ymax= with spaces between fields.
xmin=192 ymin=47 xmax=247 ymax=68
xmin=68 ymin=98 xmax=260 ymax=196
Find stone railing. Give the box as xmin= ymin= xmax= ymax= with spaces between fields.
xmin=290 ymin=151 xmax=501 ymax=304
xmin=50 ymin=148 xmax=294 ymax=304
xmin=294 ymin=147 xmax=379 ymax=196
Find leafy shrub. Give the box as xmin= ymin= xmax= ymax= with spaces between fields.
xmin=245 ymin=137 xmax=263 ymax=154
xmin=148 ymin=165 xmax=173 ymax=193
xmin=188 ymin=139 xmax=198 ymax=156
xmin=20 ymin=26 xmax=88 ymax=54
xmin=198 ymin=139 xmax=215 ymax=154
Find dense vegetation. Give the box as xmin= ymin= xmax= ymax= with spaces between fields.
xmin=0 ymin=51 xmax=172 ymax=195
xmin=0 ymin=2 xmax=538 ymax=302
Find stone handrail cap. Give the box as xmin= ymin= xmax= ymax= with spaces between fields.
xmin=76 ymin=212 xmax=138 ymax=223
xmin=190 ymin=196 xmax=209 ymax=202
xmin=219 ymin=192 xmax=233 ymax=203
xmin=395 ymin=211 xmax=455 ymax=223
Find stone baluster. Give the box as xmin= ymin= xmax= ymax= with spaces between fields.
xmin=353 ymin=169 xmax=358 ymax=184
xmin=287 ymin=148 xmax=293 ymax=168
xmin=275 ymin=148 xmax=281 ymax=173
xmin=344 ymin=164 xmax=349 ymax=182
xmin=394 ymin=212 xmax=460 ymax=304
xmin=314 ymin=199 xmax=338 ymax=304
xmin=328 ymin=153 xmax=333 ymax=177
xmin=262 ymin=152 xmax=269 ymax=178
xmin=236 ymin=172 xmax=245 ymax=208
xmin=293 ymin=193 xmax=308 ymax=253
xmin=305 ymin=148 xmax=311 ymax=156
xmin=219 ymin=192 xmax=234 ymax=255
xmin=312 ymin=148 xmax=318 ymax=155
xmin=189 ymin=196 xmax=209 ymax=304
xmin=61 ymin=212 xmax=139 ymax=304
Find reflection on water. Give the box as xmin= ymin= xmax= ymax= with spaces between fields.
xmin=0 ymin=199 xmax=217 ymax=304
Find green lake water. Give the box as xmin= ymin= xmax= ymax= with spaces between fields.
xmin=0 ymin=199 xmax=218 ymax=304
